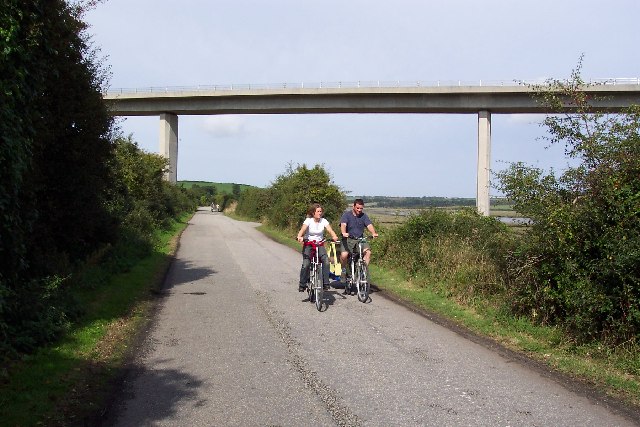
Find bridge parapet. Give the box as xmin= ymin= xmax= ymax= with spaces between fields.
xmin=104 ymin=77 xmax=640 ymax=96
xmin=103 ymin=81 xmax=640 ymax=117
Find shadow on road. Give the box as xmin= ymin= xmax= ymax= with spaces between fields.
xmin=299 ymin=279 xmax=379 ymax=309
xmin=102 ymin=363 xmax=205 ymax=426
xmin=164 ymin=258 xmax=218 ymax=288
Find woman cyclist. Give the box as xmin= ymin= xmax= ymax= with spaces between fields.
xmin=296 ymin=203 xmax=339 ymax=292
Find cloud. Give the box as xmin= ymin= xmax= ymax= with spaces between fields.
xmin=201 ymin=116 xmax=247 ymax=138
xmin=505 ymin=114 xmax=545 ymax=125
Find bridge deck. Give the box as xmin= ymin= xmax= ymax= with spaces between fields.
xmin=103 ymin=84 xmax=640 ymax=116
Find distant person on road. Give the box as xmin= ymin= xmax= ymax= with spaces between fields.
xmin=339 ymin=198 xmax=378 ymax=282
xmin=296 ymin=203 xmax=339 ymax=292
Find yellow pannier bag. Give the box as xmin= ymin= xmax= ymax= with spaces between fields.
xmin=326 ymin=241 xmax=342 ymax=279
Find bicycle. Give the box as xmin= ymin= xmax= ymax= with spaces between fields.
xmin=303 ymin=239 xmax=325 ymax=311
xmin=344 ymin=236 xmax=370 ymax=303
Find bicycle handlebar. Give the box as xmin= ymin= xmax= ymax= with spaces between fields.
xmin=302 ymin=239 xmax=326 ymax=247
xmin=342 ymin=234 xmax=376 ymax=240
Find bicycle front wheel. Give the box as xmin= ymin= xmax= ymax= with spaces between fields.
xmin=351 ymin=263 xmax=360 ymax=296
xmin=314 ymin=268 xmax=323 ymax=311
xmin=356 ymin=261 xmax=369 ymax=302
xmin=307 ymin=266 xmax=315 ymax=303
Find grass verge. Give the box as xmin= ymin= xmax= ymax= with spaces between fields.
xmin=0 ymin=212 xmax=192 ymax=426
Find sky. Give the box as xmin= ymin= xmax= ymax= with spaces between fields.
xmin=84 ymin=0 xmax=640 ymax=198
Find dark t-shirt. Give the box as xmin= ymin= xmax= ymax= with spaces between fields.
xmin=340 ymin=210 xmax=372 ymax=238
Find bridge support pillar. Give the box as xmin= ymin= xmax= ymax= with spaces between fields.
xmin=476 ymin=110 xmax=491 ymax=216
xmin=160 ymin=113 xmax=178 ymax=183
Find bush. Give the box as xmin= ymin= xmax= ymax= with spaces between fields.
xmin=235 ymin=187 xmax=271 ymax=221
xmin=1 ymin=0 xmax=117 ymax=360
xmin=496 ymin=64 xmax=640 ymax=343
xmin=112 ymin=136 xmax=197 ymax=229
xmin=236 ymin=163 xmax=346 ymax=230
xmin=376 ymin=209 xmax=511 ymax=305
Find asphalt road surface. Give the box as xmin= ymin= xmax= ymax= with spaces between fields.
xmin=107 ymin=208 xmax=638 ymax=426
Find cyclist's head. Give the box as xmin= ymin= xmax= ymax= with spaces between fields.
xmin=307 ymin=203 xmax=324 ymax=218
xmin=352 ymin=199 xmax=365 ymax=214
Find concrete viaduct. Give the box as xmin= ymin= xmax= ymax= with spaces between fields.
xmin=103 ymin=80 xmax=640 ymax=215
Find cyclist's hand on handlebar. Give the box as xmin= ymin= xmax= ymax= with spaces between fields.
xmin=296 ymin=236 xmax=304 ymax=243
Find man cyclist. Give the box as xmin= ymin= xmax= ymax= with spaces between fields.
xmin=339 ymin=199 xmax=378 ymax=287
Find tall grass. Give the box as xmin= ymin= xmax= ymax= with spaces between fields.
xmin=375 ymin=209 xmax=510 ymax=307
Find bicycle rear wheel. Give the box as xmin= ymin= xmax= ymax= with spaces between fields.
xmin=314 ymin=267 xmax=323 ymax=311
xmin=356 ymin=261 xmax=369 ymax=302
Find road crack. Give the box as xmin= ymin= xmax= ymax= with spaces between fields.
xmin=255 ymin=290 xmax=363 ymax=427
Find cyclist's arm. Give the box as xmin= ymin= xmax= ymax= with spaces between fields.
xmin=325 ymin=224 xmax=339 ymax=242
xmin=296 ymin=223 xmax=309 ymax=243
xmin=366 ymin=223 xmax=378 ymax=238
xmin=340 ymin=222 xmax=348 ymax=238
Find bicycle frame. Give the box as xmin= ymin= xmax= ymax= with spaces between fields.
xmin=348 ymin=242 xmax=362 ymax=281
xmin=345 ymin=236 xmax=370 ymax=302
xmin=303 ymin=239 xmax=324 ymax=311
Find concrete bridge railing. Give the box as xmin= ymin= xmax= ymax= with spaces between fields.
xmin=105 ymin=77 xmax=640 ymax=96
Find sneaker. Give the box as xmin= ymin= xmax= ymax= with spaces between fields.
xmin=298 ymin=283 xmax=307 ymax=292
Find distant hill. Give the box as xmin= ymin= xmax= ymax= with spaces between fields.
xmin=178 ymin=181 xmax=257 ymax=194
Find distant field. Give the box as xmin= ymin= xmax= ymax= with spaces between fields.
xmin=366 ymin=207 xmax=413 ymax=227
xmin=179 ymin=181 xmax=256 ymax=194
xmin=367 ymin=205 xmax=520 ymax=228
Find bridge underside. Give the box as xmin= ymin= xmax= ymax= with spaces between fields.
xmin=157 ymin=111 xmax=494 ymax=215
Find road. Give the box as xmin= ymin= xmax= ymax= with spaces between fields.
xmin=107 ymin=208 xmax=637 ymax=426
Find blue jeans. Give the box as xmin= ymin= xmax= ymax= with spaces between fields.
xmin=299 ymin=244 xmax=330 ymax=285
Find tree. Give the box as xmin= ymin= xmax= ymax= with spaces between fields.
xmin=235 ymin=187 xmax=270 ymax=220
xmin=110 ymin=136 xmax=195 ymax=249
xmin=1 ymin=0 xmax=118 ymax=357
xmin=187 ymin=184 xmax=218 ymax=206
xmin=236 ymin=163 xmax=345 ymax=229
xmin=495 ymin=62 xmax=640 ymax=342
xmin=27 ymin=0 xmax=116 ymax=267
xmin=0 ymin=0 xmax=38 ymax=291
xmin=267 ymin=163 xmax=345 ymax=229
xmin=232 ymin=183 xmax=241 ymax=198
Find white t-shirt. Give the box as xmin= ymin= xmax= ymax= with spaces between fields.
xmin=303 ymin=217 xmax=329 ymax=242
